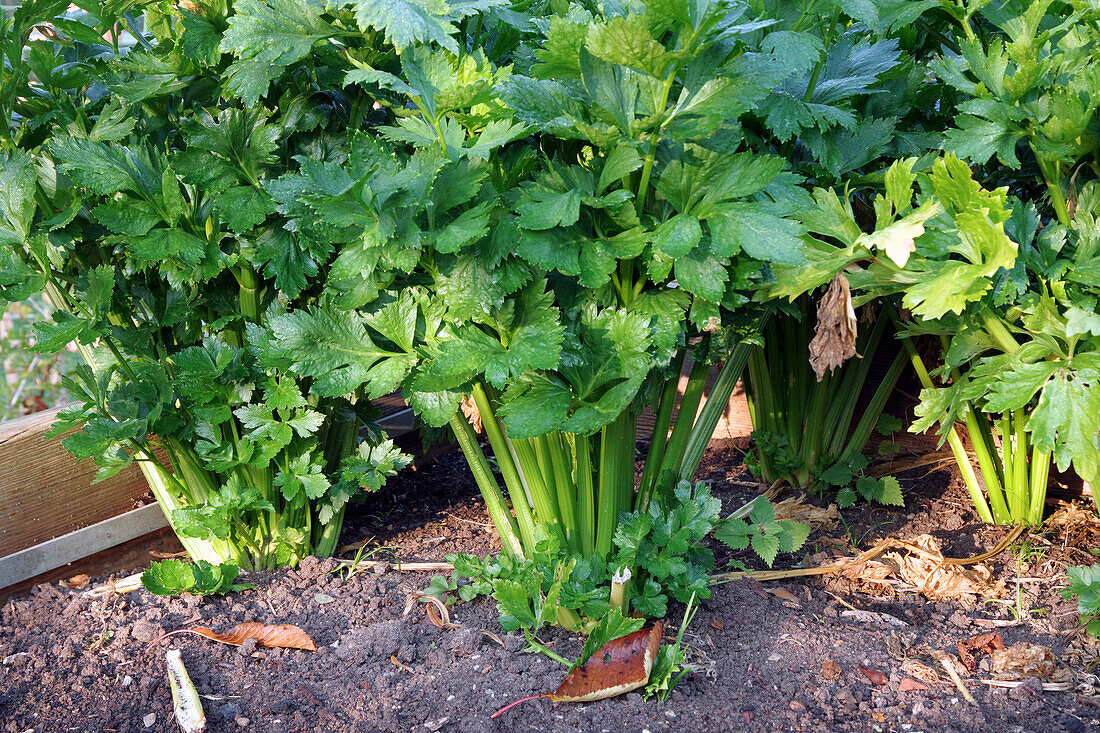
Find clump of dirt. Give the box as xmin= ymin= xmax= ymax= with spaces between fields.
xmin=1 ymin=440 xmax=1099 ymax=732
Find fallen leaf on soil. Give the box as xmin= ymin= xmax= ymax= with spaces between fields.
xmin=61 ymin=574 xmax=90 ymax=589
xmin=898 ymin=678 xmax=929 ymax=692
xmin=809 ymin=273 xmax=859 ymax=380
xmin=391 ymin=655 xmax=413 ymax=673
xmin=990 ymin=643 xmax=1073 ymax=683
xmin=885 ymin=632 xmax=917 ymax=660
xmin=957 ymin=632 xmax=1005 ymax=674
xmin=404 ymin=585 xmax=460 ymax=630
xmin=900 ymin=659 xmax=941 ymax=685
xmin=481 ymin=630 xmax=506 ymax=648
xmin=1063 ymin=628 xmax=1100 ymax=669
xmin=821 ymin=659 xmax=842 ymax=680
xmin=773 ymin=494 xmax=839 ymax=532
xmin=840 ymin=609 xmax=909 ymax=627
xmin=492 ymin=624 xmax=663 ymax=717
xmin=152 ymin=623 xmax=316 ymax=651
xmin=827 ymin=534 xmax=1003 ymax=607
xmin=860 ymin=666 xmax=889 ymax=686
xmin=709 ymin=619 xmax=725 ymax=631
xmin=767 ymin=587 xmax=802 ymax=608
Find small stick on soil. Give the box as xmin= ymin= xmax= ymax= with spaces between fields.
xmin=980 ymin=679 xmax=1074 ymax=692
xmin=334 ymin=559 xmax=454 ymax=573
xmin=930 ymin=649 xmax=977 ymax=706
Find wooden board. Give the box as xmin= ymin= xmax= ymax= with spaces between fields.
xmin=0 ymin=407 xmax=154 ymax=559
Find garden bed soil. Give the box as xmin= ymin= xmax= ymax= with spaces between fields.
xmin=3 ymin=438 xmax=1100 ymax=732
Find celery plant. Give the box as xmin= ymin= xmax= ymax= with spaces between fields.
xmin=0 ymin=0 xmax=411 ymax=570
xmin=742 ymin=300 xmax=907 ymax=491
xmin=251 ymin=0 xmax=821 ymax=626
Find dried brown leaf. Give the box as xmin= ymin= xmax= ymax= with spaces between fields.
xmin=957 ymin=632 xmax=1005 ymax=674
xmin=767 ymin=587 xmax=802 ymax=608
xmin=551 ymin=624 xmax=663 ymax=702
xmin=901 ymin=659 xmax=941 ymax=685
xmin=62 ymin=574 xmax=90 ymax=589
xmin=492 ymin=624 xmax=663 ymax=717
xmin=829 ymin=534 xmax=1002 ymax=607
xmin=809 ymin=273 xmax=858 ymax=381
xmin=425 ymin=602 xmax=460 ymax=631
xmin=898 ymin=678 xmax=929 ymax=693
xmin=773 ymin=494 xmax=839 ymax=532
xmin=1063 ymin=628 xmax=1100 ymax=670
xmin=990 ymin=643 xmax=1073 ymax=683
xmin=155 ymin=622 xmax=316 ymax=651
xmin=460 ymin=395 xmax=482 ymax=433
xmin=821 ymin=659 xmax=842 ymax=680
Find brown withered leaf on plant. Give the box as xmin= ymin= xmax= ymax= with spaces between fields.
xmin=957 ymin=632 xmax=1005 ymax=674
xmin=990 ymin=643 xmax=1073 ymax=683
xmin=460 ymin=395 xmax=482 ymax=433
xmin=808 ymin=273 xmax=858 ymax=381
xmin=492 ymin=624 xmax=663 ymax=717
xmin=773 ymin=494 xmax=839 ymax=532
xmin=151 ymin=622 xmax=317 ymax=651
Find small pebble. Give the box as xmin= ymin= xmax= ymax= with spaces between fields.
xmin=314 ymin=593 xmax=336 ymax=604
xmin=236 ymin=716 xmax=250 ymax=727
xmin=143 ymin=713 xmax=156 ymax=727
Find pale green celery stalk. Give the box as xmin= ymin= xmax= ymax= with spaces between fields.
xmin=548 ymin=432 xmax=579 ymax=553
xmin=449 ymin=412 xmax=525 ymax=558
xmin=471 ymin=383 xmax=538 ymax=553
xmin=313 ymin=416 xmax=360 ymax=558
xmin=822 ymin=356 xmax=865 ymax=458
xmin=570 ymin=433 xmax=596 ymax=558
xmin=1011 ymin=410 xmax=1031 ymax=520
xmin=538 ymin=433 xmax=579 ymax=552
xmin=134 ymin=458 xmax=234 ymax=565
xmin=652 ymin=356 xmax=711 ymax=498
xmin=512 ymin=437 xmax=566 ymax=546
xmin=890 ymin=316 xmax=996 ymax=523
xmin=788 ymin=310 xmax=808 ymax=449
xmin=595 ymin=410 xmax=635 ymax=556
xmin=677 ymin=342 xmax=753 ymax=486
xmin=1032 ymin=149 xmax=1072 ymax=228
xmin=826 ymin=311 xmax=891 ymax=459
xmin=797 ymin=371 xmax=830 ymax=487
xmin=838 ymin=349 xmax=908 ymax=465
xmin=743 ymin=347 xmax=778 ymax=482
xmin=637 ymin=350 xmax=686 ymax=506
xmin=938 ymin=330 xmax=1012 ymax=524
xmin=1028 ymin=449 xmax=1051 ymax=525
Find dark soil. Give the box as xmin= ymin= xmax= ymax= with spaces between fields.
xmin=4 ymin=439 xmax=1100 ymax=733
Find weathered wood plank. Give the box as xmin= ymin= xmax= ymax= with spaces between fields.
xmin=0 ymin=407 xmax=154 ymax=558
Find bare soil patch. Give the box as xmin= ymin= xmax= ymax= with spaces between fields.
xmin=3 ymin=439 xmax=1100 ymax=732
